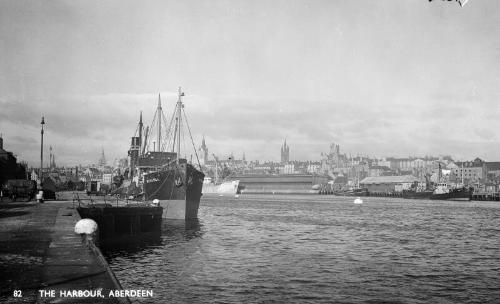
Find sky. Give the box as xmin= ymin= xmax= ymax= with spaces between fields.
xmin=1 ymin=0 xmax=499 ymax=166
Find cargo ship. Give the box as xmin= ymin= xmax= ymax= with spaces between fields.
xmin=201 ymin=154 xmax=240 ymax=195
xmin=122 ymin=88 xmax=205 ymax=220
xmin=202 ymin=177 xmax=240 ymax=196
xmin=232 ymin=173 xmax=329 ymax=194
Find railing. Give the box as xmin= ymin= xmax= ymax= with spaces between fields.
xmin=72 ymin=191 xmax=151 ymax=208
xmin=72 ymin=192 xmax=124 ymax=208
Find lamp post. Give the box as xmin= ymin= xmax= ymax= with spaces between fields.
xmin=38 ymin=117 xmax=45 ymax=203
xmin=40 ymin=116 xmax=45 ymax=179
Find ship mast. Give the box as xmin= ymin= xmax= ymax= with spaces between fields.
xmin=176 ymin=87 xmax=184 ymax=163
xmin=157 ymin=94 xmax=162 ymax=152
xmin=139 ymin=111 xmax=143 ymax=154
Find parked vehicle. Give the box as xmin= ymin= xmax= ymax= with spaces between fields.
xmin=2 ymin=179 xmax=37 ymax=201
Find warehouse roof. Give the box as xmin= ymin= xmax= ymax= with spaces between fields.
xmin=360 ymin=175 xmax=421 ymax=184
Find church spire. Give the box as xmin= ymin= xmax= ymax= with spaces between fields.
xmin=98 ymin=148 xmax=106 ymax=167
xmin=280 ymin=138 xmax=289 ymax=164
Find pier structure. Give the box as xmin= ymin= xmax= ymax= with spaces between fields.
xmin=0 ymin=197 xmax=130 ymax=303
xmin=471 ymin=192 xmax=500 ymax=201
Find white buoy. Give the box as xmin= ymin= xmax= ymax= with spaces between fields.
xmin=151 ymin=199 xmax=160 ymax=207
xmin=353 ymin=197 xmax=363 ymax=204
xmin=235 ymin=194 xmax=240 ymax=198
xmin=75 ymin=219 xmax=98 ymax=235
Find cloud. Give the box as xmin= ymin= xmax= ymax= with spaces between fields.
xmin=2 ymin=86 xmax=500 ymax=167
xmin=2 ymin=1 xmax=500 ymax=165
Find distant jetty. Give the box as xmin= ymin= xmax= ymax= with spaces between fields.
xmin=232 ymin=173 xmax=329 ymax=194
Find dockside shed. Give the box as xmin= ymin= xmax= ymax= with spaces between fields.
xmin=359 ymin=175 xmax=420 ymax=193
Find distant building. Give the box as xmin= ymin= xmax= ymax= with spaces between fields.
xmin=320 ymin=142 xmax=349 ymax=175
xmin=102 ymin=173 xmax=114 ymax=185
xmin=485 ymin=162 xmax=500 ymax=183
xmin=359 ymin=175 xmax=421 ymax=193
xmin=199 ymin=136 xmax=209 ymax=165
xmin=280 ymin=139 xmax=289 ymax=164
xmin=281 ymin=163 xmax=295 ymax=174
xmin=83 ymin=167 xmax=103 ymax=182
xmin=48 ymin=146 xmax=58 ymax=171
xmin=368 ymin=165 xmax=392 ymax=177
xmin=307 ymin=163 xmax=321 ymax=174
xmin=0 ymin=135 xmax=27 ymax=185
xmin=451 ymin=158 xmax=487 ymax=184
xmin=98 ymin=148 xmax=107 ymax=167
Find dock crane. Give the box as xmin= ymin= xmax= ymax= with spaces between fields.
xmin=212 ymin=153 xmax=220 ymax=184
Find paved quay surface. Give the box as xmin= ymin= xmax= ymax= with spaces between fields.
xmin=0 ymin=198 xmax=128 ymax=303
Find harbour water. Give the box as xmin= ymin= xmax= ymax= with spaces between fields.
xmin=104 ymin=195 xmax=500 ymax=303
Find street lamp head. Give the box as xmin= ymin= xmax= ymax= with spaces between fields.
xmin=41 ymin=116 xmax=45 ymax=125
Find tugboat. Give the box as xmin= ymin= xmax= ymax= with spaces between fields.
xmin=430 ymin=183 xmax=471 ymax=201
xmin=429 ymin=164 xmax=471 ymax=201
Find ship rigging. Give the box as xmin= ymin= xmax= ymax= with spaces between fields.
xmin=125 ymin=88 xmax=205 ymax=220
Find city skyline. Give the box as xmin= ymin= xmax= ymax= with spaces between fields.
xmin=1 ymin=1 xmax=499 ymax=166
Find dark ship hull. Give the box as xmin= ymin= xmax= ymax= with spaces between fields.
xmin=143 ymin=160 xmax=204 ymax=220
xmin=402 ymin=190 xmax=433 ymax=199
xmin=430 ymin=187 xmax=471 ymax=201
xmin=333 ymin=188 xmax=369 ymax=196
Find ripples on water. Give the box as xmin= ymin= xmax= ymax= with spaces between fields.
xmin=104 ymin=195 xmax=500 ymax=303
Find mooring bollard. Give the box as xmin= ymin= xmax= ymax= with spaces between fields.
xmin=75 ymin=218 xmax=99 ymax=245
xmin=36 ymin=191 xmax=44 ymax=203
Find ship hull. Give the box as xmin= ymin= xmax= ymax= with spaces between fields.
xmin=143 ymin=162 xmax=204 ymax=220
xmin=202 ymin=180 xmax=240 ymax=195
xmin=77 ymin=205 xmax=163 ymax=242
xmin=402 ymin=190 xmax=433 ymax=199
xmin=430 ymin=187 xmax=471 ymax=201
xmin=333 ymin=188 xmax=369 ymax=197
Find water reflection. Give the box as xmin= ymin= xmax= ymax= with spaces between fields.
xmin=162 ymin=219 xmax=203 ymax=241
xmin=102 ymin=219 xmax=203 ymax=257
xmin=100 ymin=232 xmax=162 ymax=255
xmin=106 ymin=196 xmax=500 ymax=303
